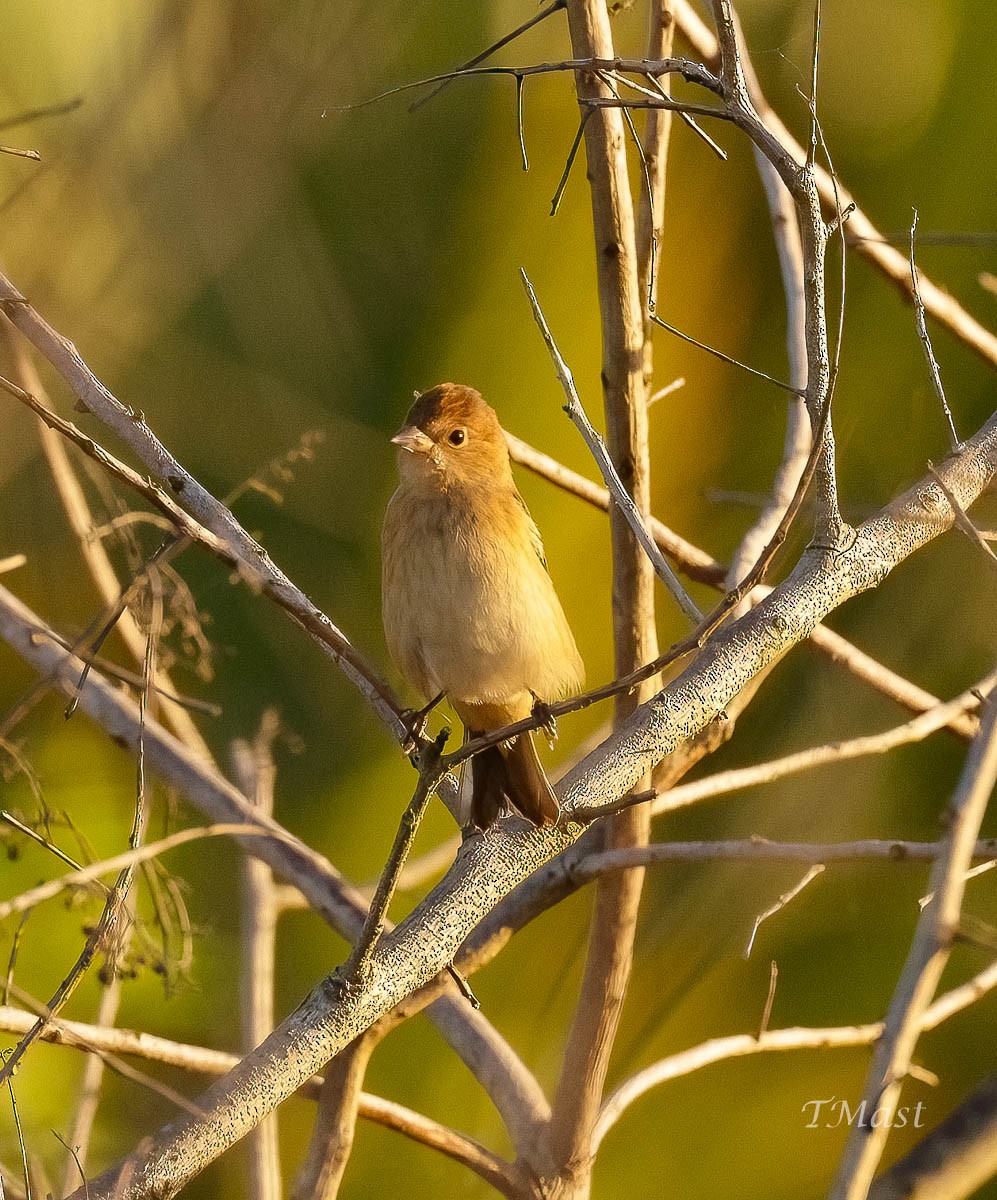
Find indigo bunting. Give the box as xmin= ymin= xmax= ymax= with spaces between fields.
xmin=381 ymin=383 xmax=584 ymax=828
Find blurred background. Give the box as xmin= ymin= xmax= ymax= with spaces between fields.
xmin=0 ymin=1 xmax=994 ymax=1196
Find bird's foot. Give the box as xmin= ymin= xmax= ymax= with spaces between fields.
xmin=400 ymin=692 xmax=446 ymax=756
xmin=530 ymin=693 xmax=558 ymax=746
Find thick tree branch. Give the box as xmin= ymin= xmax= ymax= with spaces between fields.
xmin=506 ymin=426 xmax=978 ymax=738
xmin=0 ymin=1005 xmax=527 ymax=1196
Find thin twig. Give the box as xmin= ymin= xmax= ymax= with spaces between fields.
xmin=1 ymin=319 xmax=214 ymax=761
xmin=709 ymin=0 xmax=845 ymax=548
xmin=726 ymin=149 xmax=810 ymax=589
xmin=744 ymin=865 xmax=825 ymax=958
xmin=807 ymin=0 xmax=821 ymax=170
xmin=910 ymin=212 xmax=960 ymax=451
xmin=650 ymin=312 xmax=803 ymax=395
xmin=0 ymin=605 xmax=158 ymax=1087
xmin=343 ymin=732 xmax=449 ymax=985
xmin=573 ymin=837 xmax=997 ymax=879
xmin=805 ymin=620 xmax=979 ymax=740
xmin=407 ymin=0 xmax=566 ymax=113
xmin=59 ymin=976 xmax=124 ymax=1197
xmin=758 ymin=961 xmax=778 ymax=1037
xmin=927 ymin=463 xmax=997 ymax=573
xmin=647 ymin=671 xmax=996 ymax=816
xmin=335 ymin=55 xmax=722 ymax=115
xmin=505 ymin=428 xmax=724 ymax=583
xmin=0 ymin=824 xmax=281 ymax=923
xmin=0 ymin=97 xmax=82 ymax=132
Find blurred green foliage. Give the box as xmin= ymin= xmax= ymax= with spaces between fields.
xmin=0 ymin=1 xmax=995 ymax=1196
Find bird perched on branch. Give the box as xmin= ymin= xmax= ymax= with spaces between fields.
xmin=381 ymin=383 xmax=584 ymax=828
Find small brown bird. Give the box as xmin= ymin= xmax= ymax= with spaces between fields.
xmin=381 ymin=383 xmax=584 ymax=828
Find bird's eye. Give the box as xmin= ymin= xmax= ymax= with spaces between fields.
xmin=448 ymin=428 xmax=467 ymax=446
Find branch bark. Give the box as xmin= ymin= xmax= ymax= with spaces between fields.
xmin=548 ymin=1 xmax=660 ymax=1191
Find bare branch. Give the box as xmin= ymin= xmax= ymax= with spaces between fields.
xmin=805 ymin=620 xmax=979 ymax=741
xmin=745 ymin=864 xmax=825 ymax=958
xmin=649 ymin=310 xmax=802 ymax=395
xmin=505 ymin=426 xmax=978 ymax=739
xmin=231 ymin=719 xmax=282 ymax=1200
xmin=927 ymin=463 xmax=997 ymax=574
xmin=592 ymin=958 xmax=997 ymax=1154
xmin=726 ymin=150 xmax=810 ymax=587
xmin=0 ymin=824 xmax=280 ymax=924
xmin=291 ymin=1033 xmax=378 ymax=1200
xmin=0 ymin=1004 xmax=527 ymax=1196
xmin=829 ymin=696 xmax=997 ymax=1200
xmin=572 ymin=837 xmax=997 ymax=878
xmin=0 ymin=316 xmax=213 ymax=761
xmin=59 ymin=975 xmax=125 ymax=1196
xmin=709 ymin=0 xmax=845 ymax=548
xmin=0 ymin=278 xmax=406 ymax=739
xmin=505 ymin=428 xmax=724 ymax=584
xmin=408 ymin=0 xmax=566 ymax=114
xmin=671 ymin=0 xmax=997 ymax=370
xmin=647 ymin=671 xmax=996 ymax=816
xmin=635 ymin=0 xmax=677 ymax=343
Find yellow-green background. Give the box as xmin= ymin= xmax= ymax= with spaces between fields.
xmin=1 ymin=1 xmax=994 ymax=1196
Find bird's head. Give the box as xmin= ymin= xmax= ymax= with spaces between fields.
xmin=391 ymin=383 xmax=512 ymax=489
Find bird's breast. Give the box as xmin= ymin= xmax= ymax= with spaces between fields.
xmin=381 ymin=482 xmax=582 ymax=710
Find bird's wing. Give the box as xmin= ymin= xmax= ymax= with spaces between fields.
xmin=513 ymin=488 xmax=548 ymax=571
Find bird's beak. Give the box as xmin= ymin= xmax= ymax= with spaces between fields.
xmin=391 ymin=425 xmax=434 ymax=455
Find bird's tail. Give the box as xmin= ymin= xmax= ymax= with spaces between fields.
xmin=469 ymin=731 xmax=559 ymax=828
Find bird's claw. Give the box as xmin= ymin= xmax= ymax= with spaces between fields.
xmin=530 ymin=694 xmax=558 ymax=745
xmin=400 ymin=692 xmax=446 ymax=756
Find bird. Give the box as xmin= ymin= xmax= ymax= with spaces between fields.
xmin=381 ymin=382 xmax=584 ymax=828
